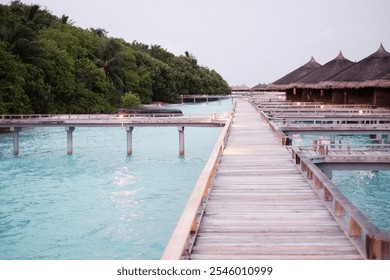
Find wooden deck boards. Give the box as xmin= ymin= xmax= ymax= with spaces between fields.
xmin=190 ymin=99 xmax=362 ymax=260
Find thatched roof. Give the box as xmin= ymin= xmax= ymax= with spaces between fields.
xmin=292 ymin=51 xmax=355 ymax=89
xmin=267 ymin=57 xmax=321 ymax=90
xmin=319 ymin=44 xmax=390 ymax=89
xmin=231 ymin=84 xmax=250 ymax=90
xmin=251 ymin=82 xmax=267 ymax=90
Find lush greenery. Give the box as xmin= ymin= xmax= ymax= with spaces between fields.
xmin=121 ymin=92 xmax=142 ymax=108
xmin=0 ymin=1 xmax=230 ymax=114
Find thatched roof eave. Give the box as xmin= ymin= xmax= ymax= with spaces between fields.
xmin=317 ymin=80 xmax=390 ymax=89
xmin=266 ymin=83 xmax=296 ymax=91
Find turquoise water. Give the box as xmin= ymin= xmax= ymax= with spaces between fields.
xmin=0 ymin=100 xmax=233 ymax=260
xmin=332 ymin=170 xmax=390 ymax=232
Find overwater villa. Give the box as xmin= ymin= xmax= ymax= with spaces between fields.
xmin=267 ymin=44 xmax=390 ymax=107
xmin=267 ymin=56 xmax=322 ymax=100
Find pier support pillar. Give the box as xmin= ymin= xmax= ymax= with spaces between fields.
xmin=281 ymin=136 xmax=292 ymax=146
xmin=126 ymin=126 xmax=134 ymax=155
xmin=370 ymin=134 xmax=383 ymax=144
xmin=65 ymin=126 xmax=75 ymax=155
xmin=178 ymin=126 xmax=185 ymax=157
xmin=11 ymin=127 xmax=22 ymax=156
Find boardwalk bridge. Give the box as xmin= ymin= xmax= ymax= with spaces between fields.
xmin=162 ymin=97 xmax=390 ymax=260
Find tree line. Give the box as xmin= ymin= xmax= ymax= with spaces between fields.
xmin=0 ymin=1 xmax=231 ymax=114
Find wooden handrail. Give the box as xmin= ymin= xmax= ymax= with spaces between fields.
xmin=298 ymin=144 xmax=390 ymax=158
xmin=292 ymin=147 xmax=390 ymax=259
xmin=161 ymin=114 xmax=234 ymax=259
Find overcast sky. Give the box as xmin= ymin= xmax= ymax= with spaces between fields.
xmin=3 ymin=0 xmax=390 ymax=86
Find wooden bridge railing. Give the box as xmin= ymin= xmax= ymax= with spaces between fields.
xmin=0 ymin=113 xmax=230 ymax=120
xmin=298 ymin=143 xmax=390 ymax=159
xmin=291 ymin=147 xmax=390 ymax=259
xmin=252 ymin=102 xmax=373 ymax=110
xmin=161 ymin=114 xmax=234 ymax=259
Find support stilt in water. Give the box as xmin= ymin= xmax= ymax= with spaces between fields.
xmin=65 ymin=126 xmax=75 ymax=155
xmin=11 ymin=127 xmax=22 ymax=156
xmin=126 ymin=126 xmax=134 ymax=155
xmin=178 ymin=126 xmax=185 ymax=157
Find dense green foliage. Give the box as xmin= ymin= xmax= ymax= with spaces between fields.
xmin=0 ymin=1 xmax=230 ymax=114
xmin=121 ymin=92 xmax=142 ymax=108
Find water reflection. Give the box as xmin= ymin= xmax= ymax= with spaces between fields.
xmin=113 ymin=166 xmax=135 ymax=187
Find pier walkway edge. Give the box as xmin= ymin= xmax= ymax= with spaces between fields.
xmin=162 ymin=99 xmax=363 ymax=260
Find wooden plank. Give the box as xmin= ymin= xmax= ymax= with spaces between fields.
xmin=192 ymin=246 xmax=359 ymax=255
xmin=190 ymin=254 xmax=363 ymax=260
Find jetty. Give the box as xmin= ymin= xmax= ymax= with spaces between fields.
xmin=0 ymin=114 xmax=227 ymax=156
xmin=162 ymin=99 xmax=390 ymax=259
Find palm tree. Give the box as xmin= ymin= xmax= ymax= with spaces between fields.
xmin=60 ymin=15 xmax=74 ymax=25
xmin=90 ymin=28 xmax=108 ymax=37
xmin=93 ymin=39 xmax=127 ymax=89
xmin=0 ymin=23 xmax=43 ymax=65
xmin=1 ymin=2 xmax=54 ymax=65
xmin=11 ymin=2 xmax=54 ymax=30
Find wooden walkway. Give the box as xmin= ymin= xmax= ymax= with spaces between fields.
xmin=190 ymin=99 xmax=362 ymax=260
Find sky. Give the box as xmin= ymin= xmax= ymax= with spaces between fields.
xmin=2 ymin=0 xmax=390 ymax=87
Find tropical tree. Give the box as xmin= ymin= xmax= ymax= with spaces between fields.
xmin=0 ymin=41 xmax=32 ymax=113
xmin=0 ymin=1 xmax=231 ymax=113
xmin=121 ymin=92 xmax=142 ymax=108
xmin=90 ymin=28 xmax=108 ymax=37
xmin=60 ymin=15 xmax=74 ymax=25
xmin=93 ymin=39 xmax=128 ymax=88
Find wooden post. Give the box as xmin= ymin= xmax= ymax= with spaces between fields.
xmin=366 ymin=235 xmax=390 ymax=260
xmin=65 ymin=126 xmax=75 ymax=155
xmin=349 ymin=216 xmax=362 ymax=237
xmin=178 ymin=126 xmax=185 ymax=157
xmin=324 ymin=187 xmax=333 ymax=201
xmin=307 ymin=169 xmax=313 ymax=180
xmin=335 ymin=200 xmax=345 ymax=217
xmin=282 ymin=136 xmax=291 ymax=146
xmin=126 ymin=126 xmax=134 ymax=155
xmin=319 ymin=145 xmax=325 ymax=155
xmin=301 ymin=162 xmax=307 ymax=173
xmin=295 ymin=153 xmax=301 ymax=165
xmin=314 ymin=176 xmax=322 ymax=189
xmin=10 ymin=127 xmax=22 ymax=156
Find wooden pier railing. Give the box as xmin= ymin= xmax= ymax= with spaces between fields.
xmin=291 ymin=148 xmax=390 ymax=259
xmin=161 ymin=114 xmax=234 ymax=259
xmin=298 ymin=143 xmax=390 ymax=159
